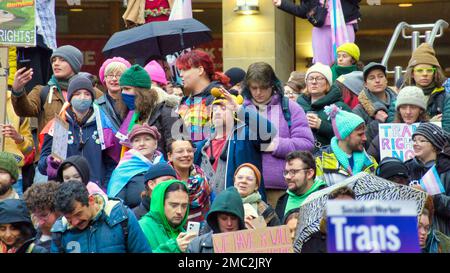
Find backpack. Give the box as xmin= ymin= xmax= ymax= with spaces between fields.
xmin=281 ymin=96 xmax=292 ymax=129
xmin=52 ymin=199 xmax=129 ymax=253
xmin=39 ymin=85 xmax=52 ymax=110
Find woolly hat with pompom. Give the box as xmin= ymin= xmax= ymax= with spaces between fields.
xmin=324 ymin=104 xmax=365 ymax=140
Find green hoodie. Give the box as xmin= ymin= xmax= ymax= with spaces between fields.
xmin=139 ymin=179 xmax=189 ymax=253
xmin=285 ymin=179 xmax=327 ymax=215
xmin=206 ymin=187 xmax=246 ymax=233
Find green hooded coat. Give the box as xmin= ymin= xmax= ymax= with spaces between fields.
xmin=138 ymin=180 xmax=189 ymax=253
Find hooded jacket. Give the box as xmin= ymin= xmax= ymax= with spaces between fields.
xmin=187 ymin=187 xmax=245 ymax=253
xmin=38 ymin=109 xmax=112 ymax=187
xmin=138 ymin=180 xmax=189 ymax=253
xmin=297 ymin=86 xmax=352 ymax=148
xmin=242 ymin=92 xmax=314 ymax=190
xmin=50 ymin=194 xmax=151 ymax=253
xmin=432 ymin=145 xmax=450 ymax=236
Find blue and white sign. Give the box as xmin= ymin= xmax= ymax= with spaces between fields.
xmin=327 ymin=200 xmax=420 ymax=253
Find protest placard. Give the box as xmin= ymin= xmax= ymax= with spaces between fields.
xmin=327 ymin=200 xmax=420 ymax=253
xmin=379 ymin=122 xmax=441 ymax=161
xmin=212 ymin=225 xmax=293 ymax=253
xmin=51 ymin=115 xmax=69 ymax=161
xmin=0 ymin=1 xmax=36 ymax=46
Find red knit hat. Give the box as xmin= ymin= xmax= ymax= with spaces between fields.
xmin=128 ymin=124 xmax=161 ymax=142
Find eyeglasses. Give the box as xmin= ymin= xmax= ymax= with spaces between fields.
xmin=413 ymin=68 xmax=436 ymax=74
xmin=283 ymin=168 xmax=311 ymax=177
xmin=172 ymin=148 xmax=196 ymax=155
xmin=106 ymin=74 xmax=122 ymax=80
xmin=306 ymin=76 xmax=326 ymax=83
xmin=413 ymin=138 xmax=430 ymax=144
xmin=419 ymin=223 xmax=431 ymax=234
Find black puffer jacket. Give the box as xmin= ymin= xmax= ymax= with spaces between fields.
xmin=278 ymin=0 xmax=361 ymax=23
xmin=434 ymin=144 xmax=450 ymax=236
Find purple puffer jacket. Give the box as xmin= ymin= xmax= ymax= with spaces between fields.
xmin=243 ymin=95 xmax=314 ymax=190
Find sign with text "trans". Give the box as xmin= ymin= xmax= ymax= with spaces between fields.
xmin=327 ymin=200 xmax=420 ymax=253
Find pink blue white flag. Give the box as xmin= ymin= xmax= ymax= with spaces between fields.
xmin=420 ymin=165 xmax=445 ymax=196
xmin=330 ymin=0 xmax=350 ymax=60
xmin=169 ymin=0 xmax=192 ymax=21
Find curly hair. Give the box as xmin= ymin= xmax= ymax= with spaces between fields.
xmin=55 ymin=180 xmax=89 ymax=214
xmin=135 ymin=87 xmax=159 ymax=123
xmin=23 ymin=181 xmax=60 ymax=213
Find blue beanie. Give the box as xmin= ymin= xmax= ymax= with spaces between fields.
xmin=144 ymin=163 xmax=177 ymax=182
xmin=324 ymin=104 xmax=365 ymax=140
xmin=51 ymin=45 xmax=83 ymax=74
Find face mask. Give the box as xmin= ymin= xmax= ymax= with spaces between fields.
xmin=71 ymin=98 xmax=92 ymax=113
xmin=122 ymin=93 xmax=136 ymax=110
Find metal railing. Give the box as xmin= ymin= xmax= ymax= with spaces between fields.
xmin=381 ymin=19 xmax=449 ymax=83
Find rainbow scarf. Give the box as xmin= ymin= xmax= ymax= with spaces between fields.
xmin=107 ymin=149 xmax=165 ymax=197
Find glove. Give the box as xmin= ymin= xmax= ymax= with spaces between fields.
xmin=46 ymin=156 xmax=61 ymax=179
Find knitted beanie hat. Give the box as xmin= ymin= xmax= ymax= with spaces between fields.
xmin=408 ymin=43 xmax=441 ymax=69
xmin=412 ymin=123 xmax=447 ymax=151
xmin=119 ymin=64 xmax=152 ymax=89
xmin=98 ymin=57 xmax=131 ymax=84
xmin=234 ymin=163 xmax=261 ymax=188
xmin=67 ymin=75 xmax=95 ymax=102
xmin=396 ymin=86 xmax=426 ymax=111
xmin=337 ymin=42 xmax=360 ymax=61
xmin=144 ymin=163 xmax=177 ymax=182
xmin=225 ymin=67 xmax=247 ymax=87
xmin=144 ymin=60 xmax=168 ymax=86
xmin=51 ymin=45 xmax=83 ymax=74
xmin=306 ymin=62 xmax=333 ymax=85
xmin=324 ymin=104 xmax=365 ymax=140
xmin=0 ymin=152 xmax=19 ymax=181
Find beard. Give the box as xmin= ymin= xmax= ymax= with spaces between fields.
xmin=0 ymin=182 xmax=12 ymax=196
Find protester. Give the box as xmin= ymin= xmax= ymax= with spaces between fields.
xmin=194 ymin=87 xmax=276 ymax=201
xmin=0 ymin=199 xmax=47 ymax=253
xmin=316 ymin=104 xmax=378 ymax=185
xmin=139 ymin=180 xmax=197 ymax=253
xmin=375 ymin=157 xmax=409 ymax=186
xmin=176 ymin=49 xmax=229 ymax=141
xmin=275 ymin=151 xmax=327 ymax=220
xmin=119 ymin=64 xmax=179 ymax=157
xmin=420 ymin=197 xmax=450 ymax=253
xmin=107 ymin=124 xmax=165 ymax=208
xmin=11 ymin=45 xmax=102 ymax=134
xmin=225 ymin=67 xmax=246 ymax=94
xmin=51 ymin=180 xmax=151 ymax=253
xmin=367 ymin=86 xmax=429 ymax=162
xmin=2 ymin=91 xmax=34 ymax=197
xmin=133 ymin=163 xmax=177 ymax=220
xmin=331 ymin=42 xmax=362 ymax=81
xmin=234 ymin=163 xmax=280 ymax=227
xmin=0 ymin=152 xmax=20 ymax=201
xmin=167 ymin=139 xmax=211 ymax=225
xmin=23 ymin=181 xmax=60 ymax=251
xmin=285 ymin=71 xmax=306 ymax=100
xmin=273 ymin=0 xmax=361 ymax=66
xmin=301 ymin=186 xmax=355 ymax=253
xmin=38 ymin=75 xmax=113 ymax=188
xmin=283 ymin=208 xmax=299 ymax=241
xmin=55 ymin=155 xmax=106 ymax=196
xmin=333 ymin=71 xmax=364 ymax=110
xmin=187 ymin=187 xmax=246 ymax=253
xmin=403 ymin=43 xmax=450 ymax=131
xmin=297 ymin=63 xmax=352 ymax=150
xmin=241 ymin=62 xmax=314 ymax=207
xmin=405 ymin=123 xmax=447 ymax=182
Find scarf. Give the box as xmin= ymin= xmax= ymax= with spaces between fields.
xmin=285 ymin=179 xmax=327 ymax=215
xmin=331 ymin=64 xmax=358 ymax=82
xmin=364 ymin=87 xmax=394 ymax=110
xmin=330 ymin=136 xmax=367 ymax=175
xmin=242 ymin=191 xmax=262 ymax=213
xmin=424 ymin=228 xmax=440 ymax=253
xmin=185 ymin=165 xmax=211 ymax=223
xmin=421 ymin=82 xmax=437 ymax=96
xmin=48 ymin=75 xmax=71 ymax=93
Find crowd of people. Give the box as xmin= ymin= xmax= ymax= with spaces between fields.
xmin=0 ymin=37 xmax=449 ymax=253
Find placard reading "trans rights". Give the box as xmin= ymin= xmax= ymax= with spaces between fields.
xmin=327 ymin=200 xmax=420 ymax=253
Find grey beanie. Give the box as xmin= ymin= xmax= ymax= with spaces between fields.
xmin=396 ymin=86 xmax=427 ymax=111
xmin=336 ymin=71 xmax=364 ymax=96
xmin=412 ymin=123 xmax=448 ymax=151
xmin=68 ymin=75 xmax=95 ymax=102
xmin=51 ymin=45 xmax=83 ymax=74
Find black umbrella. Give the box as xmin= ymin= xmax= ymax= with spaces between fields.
xmin=102 ymin=18 xmax=212 ymax=59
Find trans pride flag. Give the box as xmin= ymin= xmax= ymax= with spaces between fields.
xmin=330 ymin=0 xmax=350 ymax=60
xmin=420 ymin=165 xmax=445 ymax=196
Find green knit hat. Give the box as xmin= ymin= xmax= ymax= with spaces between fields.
xmin=324 ymin=104 xmax=365 ymax=140
xmin=119 ymin=64 xmax=152 ymax=89
xmin=0 ymin=152 xmax=19 ymax=181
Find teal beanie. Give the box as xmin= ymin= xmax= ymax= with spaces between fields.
xmin=324 ymin=104 xmax=365 ymax=140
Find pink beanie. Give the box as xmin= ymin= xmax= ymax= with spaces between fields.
xmin=98 ymin=57 xmax=131 ymax=85
xmin=144 ymin=60 xmax=168 ymax=85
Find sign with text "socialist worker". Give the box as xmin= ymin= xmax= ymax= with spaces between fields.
xmin=327 ymin=200 xmax=420 ymax=253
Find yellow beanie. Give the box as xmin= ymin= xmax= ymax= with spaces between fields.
xmin=337 ymin=43 xmax=360 ymax=62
